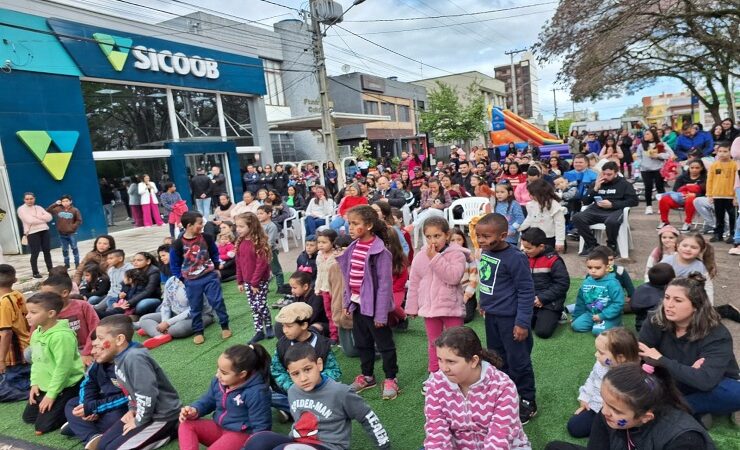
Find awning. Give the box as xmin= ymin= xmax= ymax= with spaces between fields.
xmin=268 ymin=112 xmax=391 ymax=132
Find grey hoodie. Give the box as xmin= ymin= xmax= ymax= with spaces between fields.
xmin=288 ymin=377 xmax=390 ymax=450
xmin=106 ymin=262 xmax=133 ymax=297
xmin=114 ymin=344 xmax=181 ymax=427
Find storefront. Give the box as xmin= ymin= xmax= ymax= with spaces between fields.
xmin=0 ymin=9 xmax=270 ymax=253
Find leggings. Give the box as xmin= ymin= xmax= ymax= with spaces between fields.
xmin=246 ymin=281 xmax=271 ymax=332
xmin=320 ymin=291 xmax=338 ymax=341
xmin=713 ymin=198 xmax=736 ymax=237
xmin=178 ymin=419 xmax=250 ymax=450
xmin=138 ymin=312 xmax=213 ymax=338
xmin=659 ymin=195 xmax=697 ymax=224
xmin=640 ymin=170 xmax=665 ymax=206
xmin=27 ymin=229 xmax=52 ymax=276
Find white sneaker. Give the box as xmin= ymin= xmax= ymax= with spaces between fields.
xmin=558 ymin=311 xmax=568 ymax=324
xmin=728 ymin=247 xmax=740 ymax=256
xmin=680 ymin=223 xmax=691 ymax=232
xmin=645 ymin=206 xmax=654 ymax=215
xmin=656 ymin=221 xmax=669 ymax=230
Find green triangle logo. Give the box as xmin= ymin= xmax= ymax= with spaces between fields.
xmin=93 ymin=32 xmax=133 ymax=72
xmin=16 ymin=131 xmax=78 ymax=181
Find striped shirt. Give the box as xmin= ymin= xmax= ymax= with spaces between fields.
xmin=349 ymin=237 xmax=375 ymax=298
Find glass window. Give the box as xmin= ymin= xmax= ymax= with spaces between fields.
xmin=264 ymin=60 xmax=286 ymax=106
xmin=363 ymin=100 xmax=379 ymax=115
xmin=397 ymin=105 xmax=410 ymax=122
xmin=82 ymin=81 xmax=171 ymax=150
xmin=271 ymin=133 xmax=297 ymax=162
xmin=172 ymin=90 xmax=220 ymax=139
xmin=416 ymin=100 xmax=425 ymax=111
xmin=222 ymin=94 xmax=253 ymax=145
xmin=381 ymin=102 xmax=396 ymax=121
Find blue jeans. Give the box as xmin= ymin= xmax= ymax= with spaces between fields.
xmin=102 ymin=204 xmax=113 ymax=226
xmin=734 ymin=188 xmax=740 ymax=244
xmin=87 ymin=295 xmax=103 ymax=306
xmin=571 ymin=313 xmax=621 ymax=336
xmin=330 ymin=216 xmax=346 ymax=233
xmin=304 ymin=216 xmax=326 ymax=237
xmin=0 ymin=364 xmax=30 ymax=402
xmin=185 ymin=271 xmax=229 ymax=334
xmin=684 ymin=377 xmax=740 ymax=416
xmin=59 ymin=233 xmax=80 ymax=267
xmin=195 ymin=198 xmax=211 ymax=220
xmin=134 ymin=298 xmax=161 ymax=316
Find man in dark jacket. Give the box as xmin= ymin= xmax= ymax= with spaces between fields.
xmin=242 ymin=165 xmax=260 ymax=194
xmin=272 ymin=164 xmax=290 ymax=196
xmin=521 ymin=228 xmax=570 ymax=339
xmin=572 ymin=161 xmax=639 ymax=256
xmin=190 ymin=167 xmax=212 ymax=220
xmin=370 ymin=176 xmax=406 ymax=208
xmin=452 ymin=161 xmax=474 ymax=194
xmin=209 ymin=166 xmax=226 ymax=207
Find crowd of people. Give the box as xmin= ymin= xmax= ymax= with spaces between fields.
xmin=2 ymin=119 xmax=740 ymax=450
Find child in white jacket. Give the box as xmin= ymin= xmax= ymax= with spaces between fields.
xmin=567 ymin=327 xmax=640 ymax=438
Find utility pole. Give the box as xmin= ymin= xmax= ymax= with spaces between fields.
xmin=504 ymin=48 xmax=527 ymax=115
xmin=310 ymin=0 xmax=340 ymax=181
xmin=552 ymin=88 xmax=560 ymax=138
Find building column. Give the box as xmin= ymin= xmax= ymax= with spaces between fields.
xmin=248 ymin=96 xmax=274 ymax=165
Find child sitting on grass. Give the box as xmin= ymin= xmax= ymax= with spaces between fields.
xmin=79 ymin=264 xmax=110 ymax=307
xmin=572 ymin=250 xmax=624 ymax=335
xmin=567 ymin=327 xmax=640 ymax=438
xmin=94 ymin=250 xmax=132 ymax=312
xmin=631 ymin=263 xmax=675 ymax=333
xmin=40 ymin=275 xmax=99 ymax=366
xmin=644 ymin=225 xmax=678 ymax=282
xmin=274 ymin=235 xmax=320 ymax=308
xmin=244 ymin=344 xmax=391 ymax=450
xmin=63 ymin=331 xmax=127 ymax=447
xmin=520 ymin=228 xmax=571 ymax=339
xmin=270 ymin=302 xmax=341 ymax=418
xmin=283 ymin=272 xmax=329 ymax=338
xmin=93 ymin=315 xmax=181 ymax=449
xmin=424 ymin=327 xmax=531 ymax=449
xmin=23 ymin=292 xmax=85 ymax=434
xmin=179 ymin=344 xmax=272 ymax=450
xmin=0 ymin=264 xmax=31 ymax=402
xmin=592 ymin=245 xmax=634 ymax=311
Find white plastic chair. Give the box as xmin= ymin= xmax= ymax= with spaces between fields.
xmin=279 ymin=208 xmax=300 ymax=252
xmin=578 ymin=207 xmax=633 ymax=258
xmin=446 ymin=197 xmax=490 ymax=231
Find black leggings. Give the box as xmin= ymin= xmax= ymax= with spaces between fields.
xmin=713 ymin=198 xmax=736 ymax=237
xmin=641 ymin=170 xmax=665 ymax=206
xmin=28 ymin=229 xmax=52 ymax=275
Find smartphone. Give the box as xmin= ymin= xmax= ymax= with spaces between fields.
xmin=594 ymin=196 xmax=604 ymax=202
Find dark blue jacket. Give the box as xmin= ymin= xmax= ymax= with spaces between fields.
xmin=478 ymin=244 xmax=535 ymax=329
xmin=296 ymin=250 xmax=318 ymax=281
xmin=675 ymin=132 xmax=714 ymax=160
xmin=191 ymin=373 xmax=272 ymax=433
xmin=528 ymin=247 xmax=570 ymax=312
xmin=243 ymin=172 xmax=260 ymax=194
xmin=79 ymin=361 xmax=128 ymax=416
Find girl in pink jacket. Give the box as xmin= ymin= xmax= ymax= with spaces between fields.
xmin=405 ymin=216 xmax=467 ymax=377
xmin=424 ymin=327 xmax=531 ymax=450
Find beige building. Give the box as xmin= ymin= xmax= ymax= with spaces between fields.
xmin=413 ymin=71 xmax=507 ymax=146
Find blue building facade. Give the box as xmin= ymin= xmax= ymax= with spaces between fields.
xmin=0 ymin=8 xmax=268 ymax=253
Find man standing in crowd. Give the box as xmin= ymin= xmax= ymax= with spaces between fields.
xmin=210 ymin=166 xmax=226 ymax=207
xmin=190 ymin=167 xmax=212 ymax=220
xmin=99 ymin=179 xmax=115 ymax=227
xmin=243 ymin=164 xmax=260 ymax=194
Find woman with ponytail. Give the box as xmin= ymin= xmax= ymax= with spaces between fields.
xmin=546 ymin=363 xmax=716 ymax=450
xmin=423 ymin=326 xmax=531 ymax=450
xmin=638 ymin=274 xmax=740 ymax=425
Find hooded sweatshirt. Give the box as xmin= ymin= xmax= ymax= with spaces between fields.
xmin=106 ymin=262 xmax=133 ymax=298
xmin=190 ymin=373 xmax=272 ymax=433
xmin=29 ymin=319 xmax=85 ymax=398
xmin=46 ymin=203 xmax=82 ymax=235
xmin=528 ymin=246 xmax=570 ymax=313
xmin=114 ymin=343 xmax=181 ymax=426
xmin=287 ymin=377 xmax=390 ymax=450
xmin=406 ymin=243 xmax=468 ymax=318
xmin=573 ymin=273 xmax=624 ymax=322
xmin=424 ymin=361 xmax=531 ymax=450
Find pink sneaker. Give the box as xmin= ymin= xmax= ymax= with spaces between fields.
xmin=136 ymin=329 xmax=147 ymax=337
xmin=382 ymin=378 xmax=399 ymax=400
xmin=349 ymin=375 xmax=377 ymax=393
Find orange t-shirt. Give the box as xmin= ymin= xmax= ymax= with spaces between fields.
xmin=0 ymin=290 xmax=31 ymax=366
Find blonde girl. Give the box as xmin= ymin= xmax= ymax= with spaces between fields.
xmin=644 ymin=225 xmax=678 ymax=281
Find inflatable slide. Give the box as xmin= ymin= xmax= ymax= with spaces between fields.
xmin=489 ymin=106 xmax=570 ymax=158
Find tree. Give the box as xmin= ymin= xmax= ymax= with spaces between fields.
xmin=419 ymin=81 xmax=486 ymax=146
xmin=548 ymin=118 xmax=572 ymax=137
xmin=622 ymin=105 xmax=645 ymax=118
xmin=535 ymin=0 xmax=740 ymax=123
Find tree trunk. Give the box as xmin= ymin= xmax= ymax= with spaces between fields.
xmin=720 ymin=76 xmax=736 ymax=123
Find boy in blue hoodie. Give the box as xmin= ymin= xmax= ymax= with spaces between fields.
xmin=473 ymin=213 xmax=537 ymax=424
xmin=63 ymin=331 xmax=127 ymax=447
xmin=572 ymin=250 xmax=625 ymax=336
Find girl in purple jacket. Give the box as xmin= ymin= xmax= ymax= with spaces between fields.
xmin=336 ymin=205 xmax=400 ymax=400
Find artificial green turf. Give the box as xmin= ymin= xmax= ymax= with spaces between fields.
xmin=0 ymin=279 xmax=737 ymax=449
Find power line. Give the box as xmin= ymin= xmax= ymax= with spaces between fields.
xmin=343 ymin=1 xmax=557 ymax=22
xmin=255 ymin=0 xmax=301 ymax=11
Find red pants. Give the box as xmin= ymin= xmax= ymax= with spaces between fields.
xmin=424 ymin=316 xmax=464 ymax=372
xmin=659 ymin=195 xmax=695 ymax=224
xmin=320 ymin=291 xmax=338 ymax=341
xmin=130 ymin=205 xmax=144 ymax=227
xmin=392 ymin=290 xmax=407 ymax=322
xmin=178 ymin=419 xmax=250 ymax=450
xmin=141 ymin=203 xmax=164 ymax=226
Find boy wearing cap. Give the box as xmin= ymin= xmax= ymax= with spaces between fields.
xmin=270 ymin=302 xmax=341 ymax=417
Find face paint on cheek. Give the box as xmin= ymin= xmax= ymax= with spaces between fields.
xmin=617 ymin=419 xmax=628 ymax=428
xmin=605 ymin=358 xmax=612 ymax=366
xmin=102 ymin=341 xmax=111 ymax=349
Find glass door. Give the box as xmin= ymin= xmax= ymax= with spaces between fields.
xmin=184 ymin=153 xmax=233 ymax=201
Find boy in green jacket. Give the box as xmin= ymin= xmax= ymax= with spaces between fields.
xmin=22 ymin=292 xmax=85 ymax=434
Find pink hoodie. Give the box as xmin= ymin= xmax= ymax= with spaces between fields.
xmin=406 ymin=242 xmax=467 ymax=318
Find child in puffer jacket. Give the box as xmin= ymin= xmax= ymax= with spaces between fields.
xmin=450 ymin=228 xmax=479 ymax=324
xmin=405 ymin=216 xmax=467 ymax=384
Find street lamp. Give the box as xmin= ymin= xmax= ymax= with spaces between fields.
xmin=325 ymin=0 xmax=366 ymax=26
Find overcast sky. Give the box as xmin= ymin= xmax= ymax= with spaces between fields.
xmin=52 ymin=0 xmax=684 ymax=121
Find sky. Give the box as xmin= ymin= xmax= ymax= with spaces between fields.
xmin=51 ymin=0 xmax=686 ymax=121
